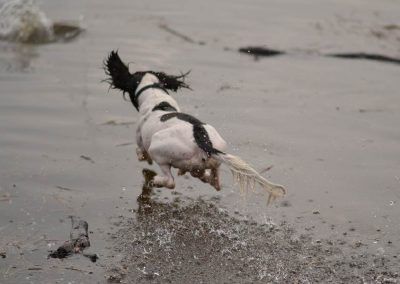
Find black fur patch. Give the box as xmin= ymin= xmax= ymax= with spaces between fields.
xmin=152 ymin=101 xmax=177 ymax=112
xmin=104 ymin=51 xmax=145 ymax=110
xmin=148 ymin=71 xmax=191 ymax=92
xmin=193 ymin=124 xmax=222 ymax=156
xmin=160 ymin=112 xmax=203 ymax=125
xmin=104 ymin=51 xmax=140 ymax=94
xmin=160 ymin=112 xmax=222 ymax=156
xmin=104 ymin=50 xmax=191 ymax=111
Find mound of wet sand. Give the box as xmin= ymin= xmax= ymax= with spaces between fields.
xmin=107 ymin=195 xmax=398 ymax=283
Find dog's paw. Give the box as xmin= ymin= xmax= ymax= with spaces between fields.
xmin=142 ymin=168 xmax=157 ymax=183
xmin=136 ymin=148 xmax=149 ymax=161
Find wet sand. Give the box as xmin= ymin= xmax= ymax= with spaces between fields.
xmin=1 ymin=0 xmax=400 ymax=283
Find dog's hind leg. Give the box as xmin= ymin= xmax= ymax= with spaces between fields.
xmin=189 ymin=168 xmax=221 ymax=191
xmin=210 ymin=168 xmax=221 ymax=191
xmin=148 ymin=126 xmax=194 ymax=189
xmin=194 ymin=168 xmax=221 ymax=191
xmin=152 ymin=164 xmax=175 ymax=189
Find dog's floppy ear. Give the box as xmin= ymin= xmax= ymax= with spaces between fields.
xmin=104 ymin=50 xmax=138 ymax=95
xmin=153 ymin=71 xmax=191 ymax=92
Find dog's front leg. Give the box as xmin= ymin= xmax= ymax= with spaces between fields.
xmin=136 ymin=126 xmax=152 ymax=165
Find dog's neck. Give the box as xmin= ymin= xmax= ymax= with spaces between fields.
xmin=136 ymin=73 xmax=160 ymax=94
xmin=135 ymin=73 xmax=178 ymax=115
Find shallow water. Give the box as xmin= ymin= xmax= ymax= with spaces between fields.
xmin=1 ymin=0 xmax=400 ymax=282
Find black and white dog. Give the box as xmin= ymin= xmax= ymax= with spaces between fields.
xmin=104 ymin=51 xmax=285 ymax=203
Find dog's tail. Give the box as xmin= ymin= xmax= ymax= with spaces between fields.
xmin=212 ymin=151 xmax=286 ymax=204
xmin=104 ymin=50 xmax=136 ymax=96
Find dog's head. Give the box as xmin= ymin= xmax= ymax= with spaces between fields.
xmin=104 ymin=50 xmax=190 ymax=98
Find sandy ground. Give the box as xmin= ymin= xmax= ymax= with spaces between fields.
xmin=1 ymin=0 xmax=400 ymax=283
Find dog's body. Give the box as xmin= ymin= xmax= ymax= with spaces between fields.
xmin=105 ymin=51 xmax=285 ymax=203
xmin=134 ymin=72 xmax=227 ymax=189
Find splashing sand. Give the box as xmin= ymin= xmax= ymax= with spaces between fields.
xmin=0 ymin=0 xmax=54 ymax=43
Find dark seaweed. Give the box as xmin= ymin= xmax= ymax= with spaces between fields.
xmin=239 ymin=46 xmax=285 ymax=58
xmin=327 ymin=52 xmax=400 ymax=65
xmin=238 ymin=46 xmax=400 ymax=65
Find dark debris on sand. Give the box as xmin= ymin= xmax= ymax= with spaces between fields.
xmin=48 ymin=216 xmax=98 ymax=263
xmin=107 ymin=189 xmax=399 ymax=283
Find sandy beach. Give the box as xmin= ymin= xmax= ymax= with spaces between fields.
xmin=1 ymin=0 xmax=400 ymax=282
